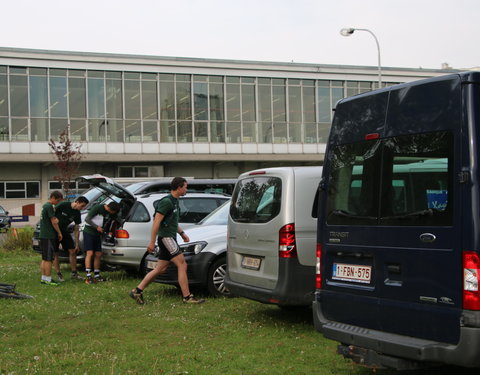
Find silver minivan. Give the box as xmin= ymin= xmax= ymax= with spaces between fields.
xmin=225 ymin=166 xmax=322 ymax=306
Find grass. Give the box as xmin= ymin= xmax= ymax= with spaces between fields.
xmin=0 ymin=248 xmax=478 ymax=375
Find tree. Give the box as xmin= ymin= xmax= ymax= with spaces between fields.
xmin=48 ymin=125 xmax=84 ymax=198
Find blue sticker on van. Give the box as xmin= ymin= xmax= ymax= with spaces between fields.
xmin=426 ymin=189 xmax=448 ymax=210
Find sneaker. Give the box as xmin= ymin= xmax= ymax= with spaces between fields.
xmin=71 ymin=273 xmax=84 ymax=281
xmin=41 ymin=280 xmax=60 ymax=286
xmin=129 ymin=289 xmax=145 ymax=305
xmin=85 ymin=276 xmax=95 ymax=285
xmin=94 ymin=275 xmax=106 ymax=282
xmin=182 ymin=294 xmax=205 ymax=304
xmin=57 ymin=272 xmax=65 ymax=282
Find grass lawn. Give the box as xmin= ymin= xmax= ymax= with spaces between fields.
xmin=0 ymin=249 xmax=477 ymax=375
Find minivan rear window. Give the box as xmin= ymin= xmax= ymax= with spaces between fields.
xmin=230 ymin=177 xmax=282 ymax=223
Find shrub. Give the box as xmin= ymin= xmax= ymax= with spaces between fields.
xmin=1 ymin=226 xmax=35 ymax=252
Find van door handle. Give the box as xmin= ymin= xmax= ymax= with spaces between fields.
xmin=420 ymin=233 xmax=436 ymax=243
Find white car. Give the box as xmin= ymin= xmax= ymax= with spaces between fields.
xmin=144 ymin=200 xmax=230 ymax=297
xmin=102 ymin=193 xmax=229 ymax=274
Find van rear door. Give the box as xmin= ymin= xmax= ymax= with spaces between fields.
xmin=228 ymin=171 xmax=289 ymax=291
xmin=320 ymin=76 xmax=463 ymax=344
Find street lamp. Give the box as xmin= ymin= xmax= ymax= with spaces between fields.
xmin=340 ymin=27 xmax=382 ymax=88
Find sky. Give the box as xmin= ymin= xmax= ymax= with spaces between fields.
xmin=1 ymin=0 xmax=479 ymax=70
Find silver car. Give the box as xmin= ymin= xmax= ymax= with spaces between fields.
xmin=102 ymin=193 xmax=229 ymax=275
xmin=144 ymin=200 xmax=230 ymax=297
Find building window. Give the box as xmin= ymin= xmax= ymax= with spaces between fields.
xmin=48 ymin=180 xmax=91 ymax=197
xmin=118 ymin=166 xmax=151 ymax=178
xmin=0 ymin=181 xmax=40 ymax=199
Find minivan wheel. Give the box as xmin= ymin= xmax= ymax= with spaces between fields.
xmin=207 ymin=257 xmax=232 ymax=297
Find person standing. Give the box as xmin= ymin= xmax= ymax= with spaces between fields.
xmin=129 ymin=177 xmax=205 ymax=305
xmin=54 ymin=196 xmax=89 ymax=280
xmin=39 ymin=191 xmax=64 ymax=286
xmin=83 ymin=201 xmax=120 ymax=284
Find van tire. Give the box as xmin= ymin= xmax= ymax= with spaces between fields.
xmin=207 ymin=256 xmax=232 ymax=297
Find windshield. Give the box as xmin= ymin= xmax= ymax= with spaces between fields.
xmin=197 ymin=200 xmax=230 ymax=225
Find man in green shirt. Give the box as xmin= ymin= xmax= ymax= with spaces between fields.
xmin=54 ymin=196 xmax=89 ymax=280
xmin=39 ymin=191 xmax=64 ymax=286
xmin=83 ymin=201 xmax=120 ymax=284
xmin=129 ymin=177 xmax=204 ymax=305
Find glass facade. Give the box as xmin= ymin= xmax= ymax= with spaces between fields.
xmin=0 ymin=65 xmax=394 ymax=144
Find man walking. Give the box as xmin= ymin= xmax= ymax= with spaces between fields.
xmin=129 ymin=177 xmax=204 ymax=304
xmin=39 ymin=191 xmax=64 ymax=286
xmin=83 ymin=201 xmax=120 ymax=284
xmin=55 ymin=196 xmax=89 ymax=280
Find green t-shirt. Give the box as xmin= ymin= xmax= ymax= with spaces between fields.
xmin=155 ymin=195 xmax=179 ymax=238
xmin=55 ymin=201 xmax=81 ymax=232
xmin=83 ymin=204 xmax=112 ymax=236
xmin=39 ymin=202 xmax=57 ymax=239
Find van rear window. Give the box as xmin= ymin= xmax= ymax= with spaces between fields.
xmin=230 ymin=177 xmax=282 ymax=223
xmin=326 ymin=131 xmax=453 ymax=226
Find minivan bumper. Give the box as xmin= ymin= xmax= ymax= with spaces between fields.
xmin=313 ymin=298 xmax=480 ymax=368
xmin=225 ymin=258 xmax=315 ymax=306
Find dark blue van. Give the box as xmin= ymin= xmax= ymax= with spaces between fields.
xmin=313 ymin=72 xmax=480 ymax=369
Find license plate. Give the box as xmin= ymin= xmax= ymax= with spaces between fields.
xmin=147 ymin=261 xmax=157 ymax=270
xmin=332 ymin=263 xmax=371 ymax=284
xmin=241 ymin=256 xmax=261 ymax=270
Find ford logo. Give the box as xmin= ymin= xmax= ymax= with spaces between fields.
xmin=420 ymin=233 xmax=436 ymax=243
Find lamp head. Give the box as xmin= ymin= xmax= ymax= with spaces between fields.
xmin=340 ymin=28 xmax=355 ymax=36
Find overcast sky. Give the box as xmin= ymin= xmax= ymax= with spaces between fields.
xmin=1 ymin=0 xmax=478 ymax=70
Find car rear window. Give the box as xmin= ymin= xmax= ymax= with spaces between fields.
xmin=230 ymin=176 xmax=282 ymax=223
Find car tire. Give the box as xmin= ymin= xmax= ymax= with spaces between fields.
xmin=207 ymin=256 xmax=232 ymax=297
xmin=139 ymin=253 xmax=150 ymax=277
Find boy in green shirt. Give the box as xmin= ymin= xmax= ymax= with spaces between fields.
xmin=39 ymin=191 xmax=64 ymax=286
xmin=129 ymin=177 xmax=204 ymax=304
xmin=54 ymin=196 xmax=89 ymax=280
xmin=83 ymin=201 xmax=120 ymax=284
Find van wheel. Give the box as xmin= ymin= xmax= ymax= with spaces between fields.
xmin=207 ymin=256 xmax=232 ymax=297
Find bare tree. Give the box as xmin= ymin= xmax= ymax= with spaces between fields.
xmin=48 ymin=125 xmax=84 ymax=197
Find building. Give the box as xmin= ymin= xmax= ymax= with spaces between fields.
xmin=0 ymin=47 xmax=456 ymax=224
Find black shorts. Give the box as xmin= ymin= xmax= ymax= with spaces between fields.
xmin=59 ymin=231 xmax=75 ymax=251
xmin=156 ymin=237 xmax=182 ymax=261
xmin=83 ymin=232 xmax=102 ymax=253
xmin=40 ymin=238 xmax=59 ymax=261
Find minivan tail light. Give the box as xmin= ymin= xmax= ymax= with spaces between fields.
xmin=115 ymin=229 xmax=130 ymax=239
xmin=279 ymin=223 xmax=297 ymax=258
xmin=316 ymin=243 xmax=322 ymax=289
xmin=463 ymin=251 xmax=480 ymax=310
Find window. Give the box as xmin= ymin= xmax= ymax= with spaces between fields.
xmin=118 ymin=166 xmax=149 ymax=178
xmin=178 ymin=197 xmax=227 ymax=223
xmin=0 ymin=181 xmax=40 ymax=199
xmin=128 ymin=202 xmax=151 ymax=222
xmin=326 ymin=131 xmax=453 ymax=226
xmin=230 ymin=177 xmax=282 ymax=223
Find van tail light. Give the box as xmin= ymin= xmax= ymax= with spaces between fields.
xmin=279 ymin=223 xmax=297 ymax=258
xmin=463 ymin=251 xmax=480 ymax=310
xmin=316 ymin=243 xmax=322 ymax=289
xmin=115 ymin=229 xmax=130 ymax=239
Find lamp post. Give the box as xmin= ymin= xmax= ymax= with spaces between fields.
xmin=340 ymin=27 xmax=382 ymax=88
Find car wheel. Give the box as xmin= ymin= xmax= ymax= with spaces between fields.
xmin=207 ymin=256 xmax=232 ymax=297
xmin=139 ymin=253 xmax=150 ymax=277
